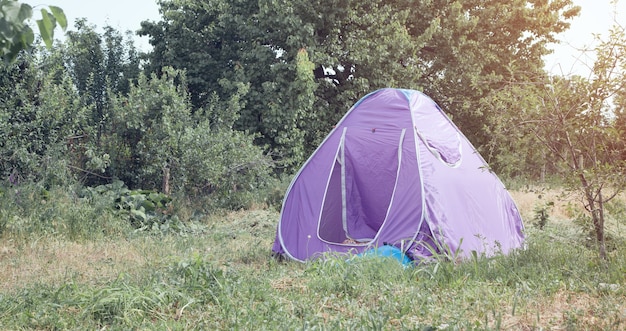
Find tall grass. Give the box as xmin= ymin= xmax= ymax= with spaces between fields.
xmin=0 ymin=183 xmax=132 ymax=242
xmin=0 ymin=185 xmax=624 ymax=330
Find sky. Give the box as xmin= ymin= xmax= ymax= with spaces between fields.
xmin=23 ymin=0 xmax=626 ymax=76
xmin=543 ymin=0 xmax=626 ymax=76
xmin=24 ymin=0 xmax=161 ymax=52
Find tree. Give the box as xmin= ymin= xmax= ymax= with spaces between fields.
xmin=411 ymin=0 xmax=579 ymax=147
xmin=62 ymin=19 xmax=141 ymax=140
xmin=484 ymin=23 xmax=626 ymax=259
xmin=138 ymin=0 xmax=316 ymax=168
xmin=0 ymin=51 xmax=92 ymax=185
xmin=140 ymin=0 xmax=579 ymax=172
xmin=102 ymin=67 xmax=192 ymax=190
xmin=0 ymin=0 xmax=66 ymax=62
xmin=100 ymin=67 xmax=272 ymax=208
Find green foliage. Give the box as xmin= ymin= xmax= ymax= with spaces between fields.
xmin=0 ymin=182 xmax=131 ymax=240
xmin=260 ymin=47 xmax=317 ymax=169
xmin=533 ymin=200 xmax=554 ymax=230
xmin=177 ymin=121 xmax=273 ymax=209
xmin=171 ymin=254 xmax=229 ymax=303
xmin=0 ymin=22 xmax=142 ymax=187
xmin=0 ymin=0 xmax=66 ymax=62
xmin=256 ymin=174 xmax=291 ymax=212
xmin=78 ymin=180 xmax=210 ymax=236
xmin=101 ymin=67 xmax=273 ymax=208
xmin=140 ymin=0 xmax=319 ymax=169
xmin=82 ymin=180 xmax=173 ymax=230
xmin=116 ymin=189 xmax=172 ymax=228
xmin=0 ymin=179 xmax=202 ymax=242
xmin=0 ymin=53 xmax=93 ymax=185
xmin=105 ymin=67 xmax=192 ymax=190
xmin=140 ymin=0 xmax=579 ymax=172
xmin=483 ymin=23 xmax=626 ymax=259
xmin=62 ymin=19 xmax=141 ymax=138
xmin=567 ymin=198 xmax=626 ymax=254
xmin=479 ymin=79 xmax=548 ymax=179
xmin=1 ymin=27 xmax=273 ymax=211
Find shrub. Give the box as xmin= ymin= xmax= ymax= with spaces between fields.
xmin=177 ymin=122 xmax=273 ymax=209
xmin=0 ymin=55 xmax=93 ymax=186
xmin=101 ymin=68 xmax=273 ymax=210
xmin=533 ymin=200 xmax=554 ymax=230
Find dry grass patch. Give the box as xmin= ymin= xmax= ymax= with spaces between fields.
xmin=510 ymin=186 xmax=626 ymax=221
xmin=509 ymin=187 xmax=581 ymax=222
xmin=270 ymin=275 xmax=308 ymax=293
xmin=0 ymin=239 xmax=146 ymax=292
xmin=500 ymin=289 xmax=626 ymax=330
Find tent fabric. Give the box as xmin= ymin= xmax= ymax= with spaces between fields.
xmin=271 ymin=88 xmax=524 ymax=262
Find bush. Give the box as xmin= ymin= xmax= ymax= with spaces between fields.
xmin=100 ymin=68 xmax=274 ymax=211
xmin=177 ymin=122 xmax=273 ymax=209
xmin=0 ymin=55 xmax=93 ymax=186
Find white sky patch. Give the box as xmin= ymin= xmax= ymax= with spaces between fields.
xmin=23 ymin=0 xmax=161 ymax=52
xmin=544 ymin=0 xmax=626 ymax=77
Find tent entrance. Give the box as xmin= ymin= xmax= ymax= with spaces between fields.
xmin=318 ymin=127 xmax=406 ymax=244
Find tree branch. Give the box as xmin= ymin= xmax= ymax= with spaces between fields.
xmin=67 ymin=165 xmax=113 ymax=180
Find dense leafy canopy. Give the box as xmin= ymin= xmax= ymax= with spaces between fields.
xmin=63 ymin=19 xmax=141 ymax=138
xmin=0 ymin=18 xmax=273 ymax=209
xmin=139 ymin=0 xmax=579 ymax=165
xmin=0 ymin=52 xmax=89 ymax=185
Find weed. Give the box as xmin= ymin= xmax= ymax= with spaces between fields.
xmin=533 ymin=200 xmax=554 ymax=229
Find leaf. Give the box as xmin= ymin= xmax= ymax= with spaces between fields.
xmin=1 ymin=1 xmax=26 ymax=21
xmin=40 ymin=9 xmax=54 ymax=31
xmin=141 ymin=200 xmax=156 ymax=212
xmin=19 ymin=25 xmax=34 ymax=46
xmin=147 ymin=192 xmax=162 ymax=202
xmin=1 ymin=18 xmax=13 ymax=39
xmin=130 ymin=208 xmax=147 ymax=222
xmin=17 ymin=3 xmax=33 ymax=22
xmin=37 ymin=9 xmax=54 ymax=49
xmin=35 ymin=20 xmax=50 ymax=49
xmin=48 ymin=6 xmax=67 ymax=30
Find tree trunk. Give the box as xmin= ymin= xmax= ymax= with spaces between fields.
xmin=162 ymin=167 xmax=170 ymax=195
xmin=584 ymin=185 xmax=607 ymax=260
xmin=563 ymin=131 xmax=607 ymax=260
xmin=592 ymin=212 xmax=607 ymax=260
xmin=592 ymin=194 xmax=607 ymax=260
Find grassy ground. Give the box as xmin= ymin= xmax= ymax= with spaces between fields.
xmin=0 ymin=188 xmax=625 ymax=330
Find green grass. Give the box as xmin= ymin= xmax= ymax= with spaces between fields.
xmin=0 ymin=186 xmax=625 ymax=330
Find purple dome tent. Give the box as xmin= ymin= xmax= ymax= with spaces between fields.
xmin=271 ymin=88 xmax=524 ymax=262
